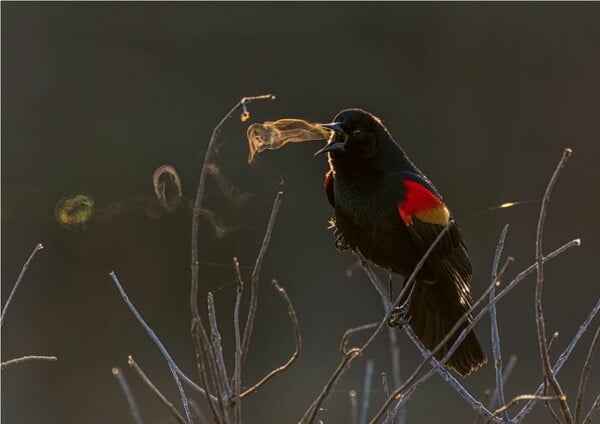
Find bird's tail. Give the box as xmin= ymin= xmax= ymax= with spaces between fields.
xmin=407 ymin=279 xmax=487 ymax=377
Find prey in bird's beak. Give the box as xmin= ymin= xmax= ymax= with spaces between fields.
xmin=314 ymin=122 xmax=347 ymax=156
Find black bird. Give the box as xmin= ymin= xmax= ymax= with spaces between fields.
xmin=316 ymin=108 xmax=486 ymax=376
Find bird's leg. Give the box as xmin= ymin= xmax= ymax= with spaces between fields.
xmin=387 ymin=279 xmax=418 ymax=327
xmin=388 ymin=272 xmax=393 ymax=302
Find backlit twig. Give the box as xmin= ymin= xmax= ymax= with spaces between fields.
xmin=127 ymin=355 xmax=187 ymax=424
xmin=1 ymin=243 xmax=44 ymax=327
xmin=240 ymin=279 xmax=301 ymax=398
xmin=112 ymin=366 xmax=144 ymax=424
xmin=1 ymin=355 xmax=56 ymax=370
xmin=534 ymin=148 xmax=573 ymax=423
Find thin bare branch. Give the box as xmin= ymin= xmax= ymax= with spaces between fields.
xmin=350 ymin=390 xmax=359 ymax=424
xmin=1 ymin=243 xmax=44 ymax=327
xmin=207 ymin=292 xmax=232 ymax=399
xmin=514 ymin=297 xmax=600 ymax=422
xmin=112 ymin=366 xmax=144 ymax=424
xmin=240 ymin=279 xmax=301 ymax=398
xmin=360 ymin=360 xmax=375 ymax=424
xmin=188 ymin=398 xmax=210 ymax=424
xmin=109 ymin=272 xmax=192 ymax=424
xmin=582 ymin=393 xmax=599 ymax=424
xmin=548 ymin=332 xmax=560 ymax=355
xmin=173 ymin=366 xmax=218 ymax=402
xmin=574 ymin=325 xmax=600 ymax=423
xmin=378 ymin=274 xmax=506 ymax=424
xmin=475 ymin=390 xmax=492 ymax=424
xmin=489 ymin=225 xmax=510 ymax=423
xmin=1 ymin=355 xmax=56 ymax=370
xmin=487 ymin=355 xmax=518 ymax=416
xmin=376 ymin=247 xmax=516 ymax=424
xmin=241 ymin=191 xmax=283 ymax=366
xmin=340 ymin=323 xmax=380 ymax=354
xmin=534 ymin=148 xmax=573 ymax=423
xmin=232 ymin=257 xmax=244 ymax=424
xmin=189 ymin=94 xmax=275 ymax=422
xmin=127 ymin=356 xmax=186 ymax=424
xmin=495 ymin=394 xmax=564 ymax=417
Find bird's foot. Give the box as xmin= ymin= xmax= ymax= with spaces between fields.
xmin=388 ymin=305 xmax=410 ymax=327
xmin=328 ymin=217 xmax=350 ymax=251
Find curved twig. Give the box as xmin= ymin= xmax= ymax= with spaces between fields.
xmin=240 ymin=279 xmax=301 ymax=398
xmin=534 ymin=148 xmax=573 ymax=423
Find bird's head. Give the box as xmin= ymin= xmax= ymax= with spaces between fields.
xmin=314 ymin=109 xmax=391 ymax=161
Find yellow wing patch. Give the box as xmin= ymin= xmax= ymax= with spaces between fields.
xmin=413 ymin=204 xmax=450 ymax=226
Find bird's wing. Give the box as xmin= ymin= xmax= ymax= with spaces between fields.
xmin=395 ymin=171 xmax=473 ymax=303
xmin=324 ymin=170 xmax=335 ymax=208
xmin=395 ymin=171 xmax=461 ymax=259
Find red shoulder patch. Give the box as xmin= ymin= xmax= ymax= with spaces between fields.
xmin=398 ymin=179 xmax=449 ymax=226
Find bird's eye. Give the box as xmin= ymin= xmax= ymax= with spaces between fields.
xmin=353 ymin=129 xmax=362 ymax=136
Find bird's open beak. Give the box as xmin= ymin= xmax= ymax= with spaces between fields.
xmin=314 ymin=122 xmax=346 ymax=156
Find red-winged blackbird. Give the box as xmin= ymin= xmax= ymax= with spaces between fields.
xmin=316 ymin=109 xmax=486 ymax=376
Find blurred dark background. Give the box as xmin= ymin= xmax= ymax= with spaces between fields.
xmin=2 ymin=3 xmax=599 ymax=423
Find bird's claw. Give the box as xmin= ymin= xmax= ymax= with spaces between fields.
xmin=388 ymin=305 xmax=410 ymax=327
xmin=329 ymin=217 xmax=350 ymax=251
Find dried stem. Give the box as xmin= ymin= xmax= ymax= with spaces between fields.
xmin=514 ymin=297 xmax=600 ymax=422
xmin=494 ymin=394 xmax=563 ymax=417
xmin=489 ymin=225 xmax=510 ymax=423
xmin=475 ymin=390 xmax=493 ymax=424
xmin=583 ymin=393 xmax=599 ymax=424
xmin=207 ymin=292 xmax=232 ymax=400
xmin=360 ymin=360 xmax=375 ymax=424
xmin=1 ymin=242 xmax=44 ymax=327
xmin=109 ymin=272 xmax=192 ymax=424
xmin=232 ymin=257 xmax=244 ymax=424
xmin=1 ymin=355 xmax=56 ymax=370
xmin=487 ymin=355 xmax=518 ymax=417
xmin=350 ymin=390 xmax=359 ymax=424
xmin=127 ymin=356 xmax=186 ymax=424
xmin=547 ymin=332 xmax=560 ymax=356
xmin=112 ymin=366 xmax=144 ymax=424
xmin=241 ymin=191 xmax=283 ymax=366
xmin=189 ymin=94 xmax=275 ymax=421
xmin=240 ymin=279 xmax=301 ymax=398
xmin=534 ymin=148 xmax=573 ymax=424
xmin=574 ymin=325 xmax=600 ymax=423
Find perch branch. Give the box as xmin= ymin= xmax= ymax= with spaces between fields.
xmin=301 ymin=222 xmax=454 ymax=423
